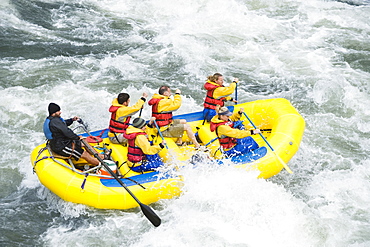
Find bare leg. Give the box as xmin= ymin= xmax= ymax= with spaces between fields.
xmin=181 ymin=122 xmax=200 ymax=148
xmin=176 ymin=138 xmax=183 ymax=145
xmin=80 ymin=139 xmax=105 ymax=166
xmin=81 ymin=151 xmax=101 ymax=166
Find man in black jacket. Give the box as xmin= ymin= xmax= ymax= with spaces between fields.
xmin=43 ymin=103 xmax=102 ymax=166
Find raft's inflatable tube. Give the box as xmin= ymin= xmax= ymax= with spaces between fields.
xmin=30 ymin=98 xmax=304 ymax=209
xmin=195 ymin=98 xmax=304 ymax=178
xmin=197 ymin=125 xmax=222 ymax=159
xmin=230 ymin=98 xmax=304 ymax=178
xmin=31 ymin=142 xmax=183 ymax=210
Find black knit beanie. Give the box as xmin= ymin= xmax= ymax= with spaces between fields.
xmin=48 ymin=103 xmax=61 ymax=116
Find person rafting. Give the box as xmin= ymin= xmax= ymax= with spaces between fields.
xmin=148 ymin=85 xmax=201 ymax=148
xmin=108 ymin=92 xmax=148 ymax=145
xmin=203 ymin=73 xmax=238 ymax=122
xmin=43 ymin=103 xmax=103 ymax=166
xmin=124 ymin=117 xmax=166 ymax=172
xmin=210 ymin=106 xmax=260 ymax=157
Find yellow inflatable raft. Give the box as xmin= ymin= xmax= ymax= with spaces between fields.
xmin=30 ymin=98 xmax=305 ymax=210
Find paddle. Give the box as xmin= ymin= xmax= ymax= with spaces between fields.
xmin=77 ymin=119 xmax=90 ymax=134
xmin=81 ymin=139 xmax=161 ymax=227
xmin=234 ymin=78 xmax=238 ymax=105
xmin=77 ymin=119 xmax=103 ymax=143
xmin=242 ymin=112 xmax=293 ymax=174
xmin=153 ymin=120 xmax=168 ymax=149
xmin=139 ymin=93 xmax=148 ymax=117
xmin=260 ymin=129 xmax=272 ymax=132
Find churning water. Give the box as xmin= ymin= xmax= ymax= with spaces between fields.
xmin=1 ymin=0 xmax=370 ymax=246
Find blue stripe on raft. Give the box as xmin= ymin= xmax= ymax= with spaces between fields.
xmin=100 ymin=171 xmax=175 ymax=187
xmin=173 ymin=111 xmax=203 ymax=122
xmin=227 ymin=105 xmax=235 ymax=112
xmin=172 ymin=106 xmax=235 ymax=122
xmin=80 ymin=129 xmax=109 ymax=139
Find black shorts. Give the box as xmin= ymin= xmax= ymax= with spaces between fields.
xmin=56 ymin=140 xmax=84 ymax=160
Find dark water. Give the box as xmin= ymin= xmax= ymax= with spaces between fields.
xmin=1 ymin=0 xmax=370 ymax=246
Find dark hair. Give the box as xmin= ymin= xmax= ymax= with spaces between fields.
xmin=117 ymin=93 xmax=130 ymax=104
xmin=207 ymin=73 xmax=223 ymax=82
xmin=159 ymin=86 xmax=170 ymax=95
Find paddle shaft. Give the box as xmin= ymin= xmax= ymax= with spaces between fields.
xmin=242 ymin=112 xmax=293 ymax=174
xmin=153 ymin=120 xmax=168 ymax=149
xmin=77 ymin=119 xmax=101 ymax=142
xmin=234 ymin=81 xmax=238 ymax=104
xmin=81 ymin=139 xmax=161 ymax=227
xmin=78 ymin=119 xmax=92 ymax=136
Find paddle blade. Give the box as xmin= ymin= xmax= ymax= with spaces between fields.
xmin=274 ymin=151 xmax=293 ymax=174
xmin=140 ymin=203 xmax=161 ymax=227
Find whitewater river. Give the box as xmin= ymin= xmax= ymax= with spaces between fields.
xmin=1 ymin=0 xmax=370 ymax=246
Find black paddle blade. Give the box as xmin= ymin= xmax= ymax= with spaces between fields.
xmin=140 ymin=203 xmax=161 ymax=227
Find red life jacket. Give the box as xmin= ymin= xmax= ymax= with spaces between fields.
xmin=148 ymin=98 xmax=173 ymax=127
xmin=210 ymin=121 xmax=237 ymax=150
xmin=124 ymin=131 xmax=146 ymax=163
xmin=203 ymin=82 xmax=226 ymax=110
xmin=108 ymin=105 xmax=131 ymax=133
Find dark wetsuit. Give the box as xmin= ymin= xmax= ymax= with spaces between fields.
xmin=43 ymin=116 xmax=84 ymax=160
